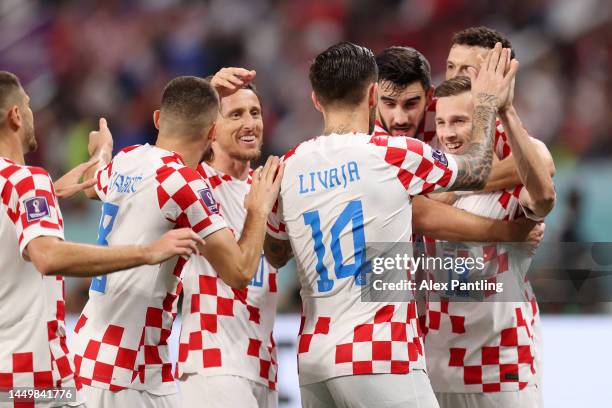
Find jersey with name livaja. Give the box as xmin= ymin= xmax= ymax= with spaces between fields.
xmin=72 ymin=144 xmax=226 ymax=394
xmin=267 ymin=132 xmax=459 ymax=385
xmin=178 ymin=163 xmax=279 ymax=390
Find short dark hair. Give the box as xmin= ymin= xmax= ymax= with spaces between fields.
xmin=160 ymin=76 xmax=219 ymax=136
xmin=309 ymin=42 xmax=378 ymax=107
xmin=434 ymin=76 xmax=472 ymax=98
xmin=0 ymin=71 xmax=23 ymax=109
xmin=376 ymin=46 xmax=431 ymax=93
xmin=451 ymin=26 xmax=515 ymax=59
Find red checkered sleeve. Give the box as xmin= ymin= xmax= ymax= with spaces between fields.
xmin=266 ymin=198 xmax=288 ymax=240
xmin=494 ymin=120 xmax=512 ymax=160
xmin=370 ymin=135 xmax=458 ymax=196
xmin=94 ymin=160 xmax=113 ymax=201
xmin=156 ymin=163 xmax=227 ymax=239
xmin=1 ymin=165 xmax=65 ymax=256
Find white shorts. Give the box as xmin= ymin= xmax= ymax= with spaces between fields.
xmin=435 ymin=386 xmax=541 ymax=408
xmin=300 ymin=370 xmax=439 ymax=408
xmin=81 ymin=384 xmax=180 ymax=408
xmin=179 ymin=374 xmax=277 ymax=408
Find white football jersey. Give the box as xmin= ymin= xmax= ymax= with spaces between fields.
xmin=423 ymin=186 xmax=541 ymax=393
xmin=267 ymin=133 xmax=459 ymax=385
xmin=0 ymin=157 xmax=83 ymax=403
xmin=72 ymin=145 xmax=226 ymax=394
xmin=178 ymin=163 xmax=279 ymax=389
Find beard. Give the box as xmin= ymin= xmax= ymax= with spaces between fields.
xmin=368 ymin=106 xmax=376 ymax=134
xmin=228 ymin=145 xmax=262 ymax=162
xmin=24 ymin=123 xmax=37 ymax=153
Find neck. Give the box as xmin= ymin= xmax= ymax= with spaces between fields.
xmin=323 ymin=105 xmax=370 ymax=135
xmin=155 ymin=133 xmax=207 ymax=169
xmin=0 ymin=131 xmax=26 ymax=165
xmin=209 ymin=147 xmax=250 ymax=180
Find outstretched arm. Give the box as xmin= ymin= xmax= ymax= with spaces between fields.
xmin=412 ymin=195 xmax=540 ymax=242
xmin=26 ymin=228 xmax=204 ymax=277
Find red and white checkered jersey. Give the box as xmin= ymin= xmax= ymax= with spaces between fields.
xmin=423 ymin=187 xmax=541 ymax=393
xmin=374 ymin=99 xmax=511 ymax=158
xmin=266 ymin=133 xmax=459 ymax=385
xmin=72 ymin=145 xmax=226 ymax=395
xmin=0 ymin=157 xmax=83 ymax=404
xmin=177 ymin=163 xmax=279 ymax=389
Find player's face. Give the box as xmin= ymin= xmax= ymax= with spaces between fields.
xmin=377 ymin=81 xmax=430 ymax=137
xmin=19 ymin=89 xmax=37 ymax=153
xmin=445 ymin=45 xmax=489 ymax=79
xmin=216 ymin=89 xmax=263 ymax=162
xmin=435 ymin=92 xmax=473 ymax=155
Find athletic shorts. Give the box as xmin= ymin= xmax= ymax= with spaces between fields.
xmin=179 ymin=373 xmax=277 ymax=408
xmin=300 ymin=370 xmax=439 ymax=408
xmin=435 ymin=385 xmax=541 ymax=408
xmin=81 ymin=384 xmax=180 ymax=408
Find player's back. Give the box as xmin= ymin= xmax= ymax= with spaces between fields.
xmin=271 ymin=132 xmax=457 ymax=385
xmin=73 ymin=144 xmax=224 ymax=393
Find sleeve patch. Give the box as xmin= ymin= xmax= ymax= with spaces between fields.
xmin=24 ymin=196 xmax=50 ymax=222
xmin=431 ymin=149 xmax=449 ymax=167
xmin=198 ymin=188 xmax=219 ymax=214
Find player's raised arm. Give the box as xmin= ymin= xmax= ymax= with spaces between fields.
xmin=83 ymin=117 xmax=114 ymax=200
xmin=447 ymin=43 xmax=517 ymax=191
xmin=498 ymin=99 xmax=556 ymax=218
xmin=200 ymin=156 xmax=284 ymax=288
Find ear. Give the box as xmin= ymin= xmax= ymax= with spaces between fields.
xmin=425 ymin=85 xmax=434 ymax=106
xmin=153 ymin=110 xmax=161 ymax=130
xmin=206 ymin=122 xmax=217 ymax=142
xmin=7 ymin=105 xmax=22 ymax=131
xmin=311 ymin=91 xmax=323 ymax=113
xmin=367 ymin=82 xmax=378 ymax=109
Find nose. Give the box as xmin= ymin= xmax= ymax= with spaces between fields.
xmin=446 ymin=67 xmax=458 ymax=80
xmin=436 ymin=124 xmax=457 ymax=142
xmin=391 ymin=107 xmax=410 ymax=127
xmin=242 ymin=113 xmax=256 ymax=131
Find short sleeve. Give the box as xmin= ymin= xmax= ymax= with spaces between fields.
xmin=266 ymin=198 xmax=288 ymax=240
xmin=370 ymin=135 xmax=458 ymax=196
xmin=494 ymin=120 xmax=512 ymax=160
xmin=94 ymin=160 xmax=113 ymax=201
xmin=3 ymin=166 xmax=65 ymax=256
xmin=156 ymin=164 xmax=227 ymax=239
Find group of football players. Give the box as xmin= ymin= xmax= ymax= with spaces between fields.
xmin=0 ymin=25 xmax=554 ymax=408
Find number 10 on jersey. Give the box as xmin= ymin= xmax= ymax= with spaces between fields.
xmin=303 ymin=200 xmax=370 ymax=293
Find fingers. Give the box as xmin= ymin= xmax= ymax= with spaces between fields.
xmin=272 ymin=162 xmax=285 ymax=190
xmin=505 ymin=59 xmax=519 ymax=82
xmin=260 ymin=155 xmax=276 ymax=182
xmin=99 ymin=117 xmax=108 ymax=131
xmin=77 ymin=158 xmax=101 ymax=174
xmin=496 ymin=44 xmax=508 ymax=75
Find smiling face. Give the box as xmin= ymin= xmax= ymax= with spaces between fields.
xmin=445 ymin=44 xmax=490 ymax=80
xmin=435 ymin=91 xmax=473 ymax=155
xmin=377 ymin=80 xmax=432 ymax=137
xmin=215 ymin=88 xmax=263 ymax=162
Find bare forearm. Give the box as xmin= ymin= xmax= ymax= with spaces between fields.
xmin=413 ymin=196 xmax=513 ymax=242
xmin=499 ymin=106 xmax=556 ymax=214
xmin=450 ymin=100 xmax=497 ymax=191
xmin=30 ymin=240 xmax=149 ymax=277
xmin=481 ymin=156 xmax=521 ymax=192
xmin=235 ymin=210 xmax=268 ymax=282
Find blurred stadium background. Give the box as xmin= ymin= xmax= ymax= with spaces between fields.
xmin=2 ymin=0 xmax=610 ymax=407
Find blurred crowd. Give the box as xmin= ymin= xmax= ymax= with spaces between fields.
xmin=1 ymin=0 xmax=610 ymax=313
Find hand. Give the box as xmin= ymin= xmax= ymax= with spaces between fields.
xmin=244 ymin=156 xmax=284 ymax=216
xmin=525 ymin=222 xmax=545 ymax=254
xmin=88 ymin=117 xmax=113 ymax=157
xmin=210 ymin=67 xmax=256 ymax=98
xmin=498 ymin=49 xmax=517 ymax=113
xmin=468 ymin=43 xmax=518 ymax=110
xmin=54 ymin=158 xmax=100 ymax=199
xmin=144 ymin=228 xmax=206 ymax=264
xmin=506 ymin=218 xmax=545 ymax=255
